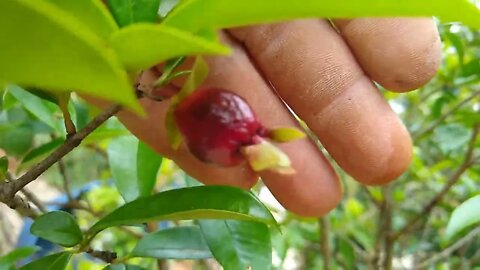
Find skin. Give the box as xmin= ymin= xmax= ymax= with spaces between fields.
xmin=95 ymin=18 xmax=442 ymax=217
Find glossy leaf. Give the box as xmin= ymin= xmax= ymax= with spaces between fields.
xmin=107 ymin=0 xmax=161 ymax=27
xmin=25 ymin=88 xmax=60 ymax=105
xmin=107 ymin=136 xmax=140 ymax=202
xmin=7 ymin=85 xmax=61 ymax=131
xmin=18 ymin=138 xmax=64 ymax=172
xmin=445 ymin=195 xmax=480 ymax=241
xmin=433 ymin=124 xmax=471 ymax=154
xmin=103 ymin=264 xmax=146 ymax=270
xmin=158 ymin=0 xmax=180 ymax=18
xmin=47 ymin=0 xmax=118 ymax=40
xmin=111 ymin=24 xmax=229 ymax=71
xmin=0 ymin=247 xmax=39 ymax=270
xmin=166 ymin=57 xmax=209 ymax=148
xmin=199 ymin=220 xmax=272 ymax=270
xmin=0 ymin=124 xmax=34 ymax=157
xmin=0 ymin=1 xmax=140 ymax=112
xmin=137 ymin=141 xmax=162 ymax=197
xmin=30 ymin=211 xmax=83 ymax=247
xmin=19 ymin=252 xmax=72 ymax=270
xmin=164 ymin=0 xmax=480 ymax=31
xmin=89 ymin=186 xmax=277 ymax=235
xmin=131 ymin=226 xmax=212 ymax=259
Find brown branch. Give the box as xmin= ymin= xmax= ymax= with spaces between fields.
xmin=383 ymin=186 xmax=394 ymax=270
xmin=20 ymin=188 xmax=47 ymax=213
xmin=391 ymin=124 xmax=480 ymax=241
xmin=363 ymin=186 xmax=381 ymax=209
xmin=372 ymin=188 xmax=387 ymax=270
xmin=319 ymin=216 xmax=331 ymax=270
xmin=413 ymin=90 xmax=480 ymax=140
xmin=57 ymin=159 xmax=74 ymax=202
xmin=418 ymin=226 xmax=480 ymax=268
xmin=86 ymin=248 xmax=117 ymax=263
xmin=5 ymin=195 xmax=39 ymax=219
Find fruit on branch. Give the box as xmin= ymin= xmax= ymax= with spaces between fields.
xmin=173 ymin=87 xmax=305 ymax=174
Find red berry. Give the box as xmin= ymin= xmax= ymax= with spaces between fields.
xmin=174 ymin=88 xmax=264 ymax=166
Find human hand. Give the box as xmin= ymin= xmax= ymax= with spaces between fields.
xmin=115 ymin=18 xmax=441 ymax=217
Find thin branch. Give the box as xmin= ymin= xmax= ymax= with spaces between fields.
xmin=373 ymin=189 xmax=387 ymax=270
xmin=391 ymin=124 xmax=480 ymax=241
xmin=20 ymin=188 xmax=47 ymax=213
xmin=86 ymin=248 xmax=117 ymax=263
xmin=383 ymin=186 xmax=394 ymax=270
xmin=0 ymin=104 xmax=121 ymax=201
xmin=319 ymin=216 xmax=331 ymax=270
xmin=5 ymin=195 xmax=39 ymax=219
xmin=57 ymin=159 xmax=74 ymax=202
xmin=413 ymin=90 xmax=480 ymax=140
xmin=363 ymin=186 xmax=381 ymax=209
xmin=418 ymin=226 xmax=480 ymax=268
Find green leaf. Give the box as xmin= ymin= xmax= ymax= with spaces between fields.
xmin=166 ymin=56 xmax=209 ymax=149
xmin=137 ymin=141 xmax=162 ymax=197
xmin=131 ymin=226 xmax=212 ymax=259
xmin=164 ymin=0 xmax=480 ymax=31
xmin=0 ymin=124 xmax=34 ymax=157
xmin=0 ymin=247 xmax=39 ymax=270
xmin=111 ymin=23 xmax=229 ymax=71
xmin=6 ymin=85 xmax=61 ymax=131
xmin=199 ymin=220 xmax=272 ymax=270
xmin=158 ymin=0 xmax=180 ymax=18
xmin=445 ymin=195 xmax=480 ymax=242
xmin=0 ymin=0 xmax=140 ymax=112
xmin=18 ymin=138 xmax=64 ymax=172
xmin=107 ymin=0 xmax=161 ymax=27
xmin=108 ymin=136 xmax=140 ymax=202
xmin=433 ymin=124 xmax=471 ymax=154
xmin=30 ymin=211 xmax=83 ymax=247
xmin=19 ymin=252 xmax=72 ymax=270
xmin=0 ymin=156 xmax=8 ymax=180
xmin=88 ymin=186 xmax=277 ymax=236
xmin=25 ymin=88 xmax=60 ymax=105
xmin=46 ymin=0 xmax=118 ymax=40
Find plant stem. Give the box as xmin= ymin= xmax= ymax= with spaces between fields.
xmin=57 ymin=158 xmax=74 ymax=202
xmin=20 ymin=188 xmax=47 ymax=213
xmin=319 ymin=216 xmax=331 ymax=270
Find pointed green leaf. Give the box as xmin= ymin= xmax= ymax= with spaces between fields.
xmin=445 ymin=195 xmax=480 ymax=242
xmin=103 ymin=264 xmax=146 ymax=270
xmin=199 ymin=220 xmax=272 ymax=270
xmin=0 ymin=0 xmax=140 ymax=112
xmin=19 ymin=252 xmax=72 ymax=270
xmin=25 ymin=88 xmax=60 ymax=105
xmin=0 ymin=246 xmax=39 ymax=270
xmin=137 ymin=141 xmax=162 ymax=197
xmin=88 ymin=186 xmax=277 ymax=236
xmin=47 ymin=0 xmax=118 ymax=40
xmin=18 ymin=138 xmax=64 ymax=172
xmin=107 ymin=136 xmax=140 ymax=202
xmin=164 ymin=0 xmax=480 ymax=31
xmin=131 ymin=226 xmax=212 ymax=259
xmin=107 ymin=0 xmax=161 ymax=27
xmin=30 ymin=211 xmax=83 ymax=247
xmin=7 ymin=85 xmax=61 ymax=131
xmin=111 ymin=24 xmax=229 ymax=71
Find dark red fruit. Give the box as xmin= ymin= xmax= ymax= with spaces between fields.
xmin=174 ymin=87 xmax=265 ymax=166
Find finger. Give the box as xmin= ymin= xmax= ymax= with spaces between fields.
xmin=229 ymin=20 xmax=412 ymax=185
xmin=334 ymin=18 xmax=441 ymax=92
xmin=168 ymin=33 xmax=342 ymax=216
xmin=84 ymin=70 xmax=258 ymax=190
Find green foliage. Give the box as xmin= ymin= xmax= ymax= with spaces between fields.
xmin=30 ymin=211 xmax=83 ymax=247
xmin=18 ymin=138 xmax=64 ymax=172
xmin=103 ymin=264 xmax=146 ymax=270
xmin=199 ymin=220 xmax=272 ymax=270
xmin=131 ymin=226 xmax=212 ymax=259
xmin=0 ymin=156 xmax=8 ymax=180
xmin=0 ymin=247 xmax=39 ymax=270
xmin=19 ymin=252 xmax=72 ymax=270
xmin=164 ymin=0 xmax=480 ymax=31
xmin=445 ymin=195 xmax=480 ymax=242
xmin=107 ymin=0 xmax=161 ymax=27
xmin=110 ymin=24 xmax=229 ymax=71
xmin=136 ymin=141 xmax=162 ymax=197
xmin=88 ymin=186 xmax=277 ymax=235
xmin=0 ymin=1 xmax=139 ymax=112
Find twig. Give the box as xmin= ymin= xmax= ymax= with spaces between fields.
xmin=20 ymin=188 xmax=47 ymax=213
xmin=413 ymin=90 xmax=480 ymax=140
xmin=372 ymin=191 xmax=387 ymax=270
xmin=417 ymin=226 xmax=480 ymax=268
xmin=383 ymin=186 xmax=394 ymax=270
xmin=0 ymin=104 xmax=121 ymax=205
xmin=57 ymin=159 xmax=74 ymax=202
xmin=319 ymin=216 xmax=331 ymax=270
xmin=86 ymin=248 xmax=117 ymax=263
xmin=391 ymin=124 xmax=480 ymax=241
xmin=5 ymin=195 xmax=39 ymax=219
xmin=363 ymin=186 xmax=381 ymax=209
